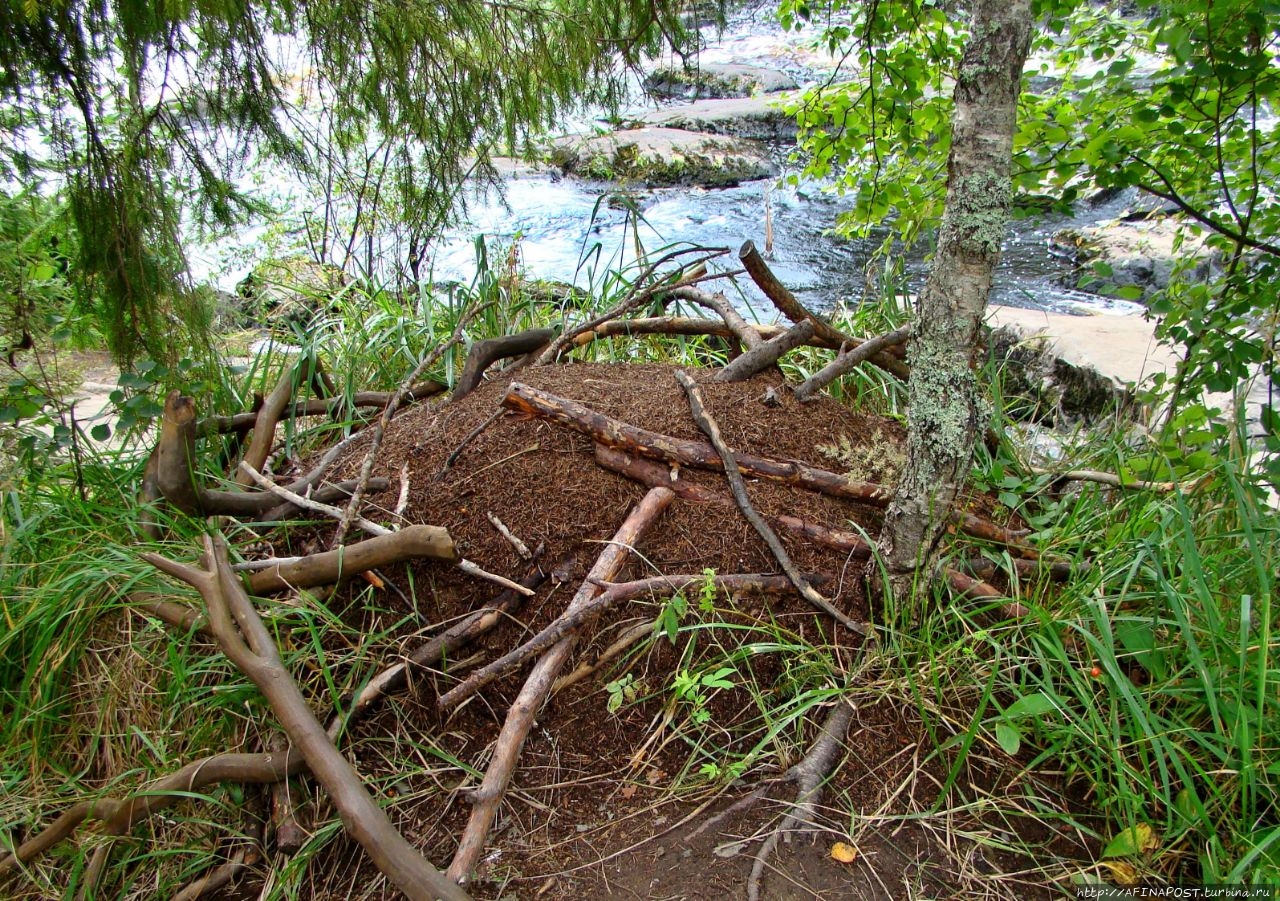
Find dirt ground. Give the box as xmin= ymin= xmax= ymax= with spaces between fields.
xmin=220 ymin=361 xmax=1092 ymax=900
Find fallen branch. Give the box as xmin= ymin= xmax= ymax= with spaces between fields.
xmin=202 ymin=477 xmax=389 ymax=519
xmin=333 ymin=303 xmax=489 ymax=548
xmin=534 ymin=247 xmax=732 ymax=364
xmin=0 ymin=751 xmax=304 ymax=879
xmin=447 ymin=487 xmax=675 ymax=885
xmin=747 ymin=699 xmax=855 ymax=901
xmin=552 ymin=619 xmax=655 ymax=694
xmin=143 ymin=534 xmax=469 ymax=901
xmin=591 ymin=447 xmax=1005 ymax=605
xmin=739 ymin=240 xmax=910 ymax=380
xmin=568 ymin=315 xmax=839 ymax=349
xmin=139 ymin=391 xmax=201 ymax=537
xmin=1029 ymin=465 xmax=1180 ymax=493
xmin=246 ymin=524 xmax=457 ymax=595
xmin=235 ymin=359 xmax=308 ymax=487
xmin=668 ymin=286 xmax=763 ymax=351
xmin=504 ymin=382 xmax=1036 ymax=555
xmin=327 ymin=552 xmax=553 ymax=738
xmin=453 ymin=328 xmax=555 ymax=402
xmin=793 ymin=325 xmax=911 ymax=401
xmin=676 ymin=371 xmax=867 ymax=636
xmin=197 ymin=382 xmax=446 ymax=436
xmin=171 ymin=840 xmax=260 ymax=901
xmin=714 ymin=320 xmax=816 ymax=382
xmin=487 ymin=512 xmax=532 ymax=560
xmin=439 ymin=572 xmax=815 ymax=711
xmin=963 ymin=554 xmax=1084 ymax=584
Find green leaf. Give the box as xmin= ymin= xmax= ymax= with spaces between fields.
xmin=995 ymin=721 xmax=1021 ymax=756
xmin=1003 ymin=692 xmax=1058 ymax=720
xmin=1103 ymin=823 xmax=1157 ymax=859
xmin=90 ymin=423 xmax=111 ymax=441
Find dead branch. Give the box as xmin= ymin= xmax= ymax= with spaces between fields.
xmin=715 ymin=320 xmax=816 ymax=382
xmin=591 ymin=448 xmax=1006 ymax=606
xmin=569 ymin=315 xmax=839 ymax=350
xmin=0 ymin=752 xmax=304 ymax=878
xmin=457 ymin=559 xmax=537 ymax=596
xmin=552 ymin=619 xmax=655 ymax=694
xmin=505 ymin=382 xmax=1037 ymax=555
xmin=267 ymin=733 xmax=308 ymax=855
xmin=246 ymin=525 xmax=457 ymax=594
xmin=1029 ymin=465 xmax=1180 ymax=492
xmin=487 ymin=512 xmax=532 ymax=560
xmin=235 ymin=360 xmax=306 ymax=488
xmin=668 ymin=286 xmax=763 ymax=351
xmin=143 ymin=534 xmax=470 ymax=901
xmin=139 ymin=391 xmax=201 ymax=537
xmin=202 ymin=477 xmax=389 ymax=519
xmin=130 ymin=593 xmax=210 ymax=635
xmin=793 ymin=325 xmax=911 ymax=401
xmin=437 ymin=409 xmax=503 ymax=478
xmin=739 ymin=240 xmax=910 ymax=380
xmin=534 ymin=247 xmax=732 ymax=364
xmin=963 ymin=554 xmax=1084 ymax=583
xmin=675 ymin=371 xmax=867 ymax=636
xmin=328 ymin=553 xmax=553 ymax=738
xmin=333 ymin=304 xmax=489 ymax=549
xmin=171 ymin=841 xmax=260 ymax=901
xmin=439 ymin=573 xmax=813 ymax=710
xmin=747 ymin=699 xmax=855 ymax=901
xmin=453 ymin=328 xmax=555 ymax=402
xmin=447 ymin=487 xmax=675 ymax=885
xmin=198 ymin=382 xmax=447 ymax=435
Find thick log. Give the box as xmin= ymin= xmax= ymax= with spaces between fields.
xmin=453 ymin=328 xmax=555 ymax=402
xmin=145 ymin=535 xmax=470 ymax=901
xmin=246 ymin=524 xmax=456 ymax=594
xmin=140 ymin=391 xmax=202 ymax=532
xmin=715 ymin=320 xmax=816 ymax=382
xmin=739 ymin=240 xmax=910 ymax=380
xmin=447 ymin=488 xmax=674 ymax=885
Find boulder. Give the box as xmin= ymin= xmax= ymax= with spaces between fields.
xmin=636 ymin=96 xmax=797 ymax=142
xmin=1051 ymin=216 xmax=1218 ymax=302
xmin=235 ymin=256 xmax=349 ymax=329
xmin=643 ymin=63 xmax=799 ymax=101
xmin=550 ymin=127 xmax=776 ymax=187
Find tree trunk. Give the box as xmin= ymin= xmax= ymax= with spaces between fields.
xmin=874 ymin=0 xmax=1033 ymax=611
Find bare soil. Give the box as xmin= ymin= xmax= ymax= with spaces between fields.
xmin=230 ymin=362 xmax=1088 ymax=900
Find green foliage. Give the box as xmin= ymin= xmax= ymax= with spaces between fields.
xmin=0 ymin=0 xmax=714 ymax=363
xmin=781 ymin=0 xmax=1280 ymax=410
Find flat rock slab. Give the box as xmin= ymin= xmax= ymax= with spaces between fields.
xmin=1051 ymin=217 xmax=1217 ymax=301
xmin=637 ymin=96 xmax=797 ymax=142
xmin=987 ymin=306 xmax=1177 ymax=387
xmin=644 ymin=63 xmax=799 ymax=100
xmin=550 ymin=127 xmax=776 ymax=187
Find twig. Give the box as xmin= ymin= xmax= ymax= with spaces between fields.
xmin=447 ymin=488 xmax=675 ymax=885
xmin=143 ymin=534 xmax=470 ymax=901
xmin=395 ymin=461 xmax=411 ymax=518
xmin=793 ymin=325 xmax=911 ymax=401
xmin=240 ymin=462 xmax=388 ymax=537
xmin=675 ymin=371 xmax=867 ymax=636
xmin=1029 ymin=465 xmax=1180 ymax=492
xmin=333 ymin=303 xmax=489 ymax=548
xmin=171 ymin=841 xmax=259 ymax=901
xmin=487 ymin=512 xmax=532 ymax=560
xmin=437 ymin=409 xmax=503 ymax=479
xmin=234 ymin=360 xmax=306 ymax=487
xmin=457 ymin=559 xmax=537 ymax=597
xmin=197 ymin=382 xmax=447 ymax=435
xmin=552 ymin=619 xmax=654 ymax=694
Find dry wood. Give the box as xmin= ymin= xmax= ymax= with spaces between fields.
xmin=793 ymin=325 xmax=911 ymax=401
xmin=533 ymin=246 xmax=732 ymax=364
xmin=963 ymin=554 xmax=1084 ymax=583
xmin=568 ymin=315 xmax=840 ymax=349
xmin=739 ymin=240 xmax=910 ymax=380
xmin=668 ymin=286 xmax=764 ymax=350
xmin=552 ymin=619 xmax=654 ymax=694
xmin=140 ymin=390 xmax=201 ymax=537
xmin=439 ymin=572 xmax=814 ymax=710
xmin=447 ymin=487 xmax=675 ymax=885
xmin=747 ymin=699 xmax=854 ymax=901
xmin=487 ymin=512 xmax=532 ymax=560
xmin=505 ymin=382 xmax=1037 ymax=555
xmin=235 ymin=360 xmax=305 ymax=487
xmin=131 ymin=593 xmax=210 ymax=636
xmin=246 ymin=525 xmax=457 ymax=594
xmin=715 ymin=320 xmax=816 ymax=382
xmin=143 ymin=533 xmax=470 ymax=901
xmin=267 ymin=734 xmax=308 ymax=855
xmin=202 ymin=477 xmax=389 ymax=519
xmin=1029 ymin=465 xmax=1180 ymax=492
xmin=198 ymin=382 xmax=448 ymax=435
xmin=675 ymin=371 xmax=867 ymax=636
xmin=171 ymin=840 xmax=260 ymax=901
xmin=437 ymin=409 xmax=503 ymax=478
xmin=328 ymin=553 xmax=553 ymax=738
xmin=591 ymin=447 xmax=1006 ymax=604
xmin=0 ymin=751 xmax=305 ymax=878
xmin=453 ymin=327 xmax=555 ymax=401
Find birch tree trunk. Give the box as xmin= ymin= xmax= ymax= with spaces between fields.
xmin=874 ymin=0 xmax=1033 ymax=611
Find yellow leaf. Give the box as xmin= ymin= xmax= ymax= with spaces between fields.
xmin=830 ymin=842 xmax=858 ymax=864
xmin=1101 ymin=861 xmax=1138 ymax=885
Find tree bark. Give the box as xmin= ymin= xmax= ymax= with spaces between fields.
xmin=874 ymin=0 xmax=1033 ymax=611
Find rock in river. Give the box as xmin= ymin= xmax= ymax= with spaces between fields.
xmin=550 ymin=127 xmax=776 ymax=188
